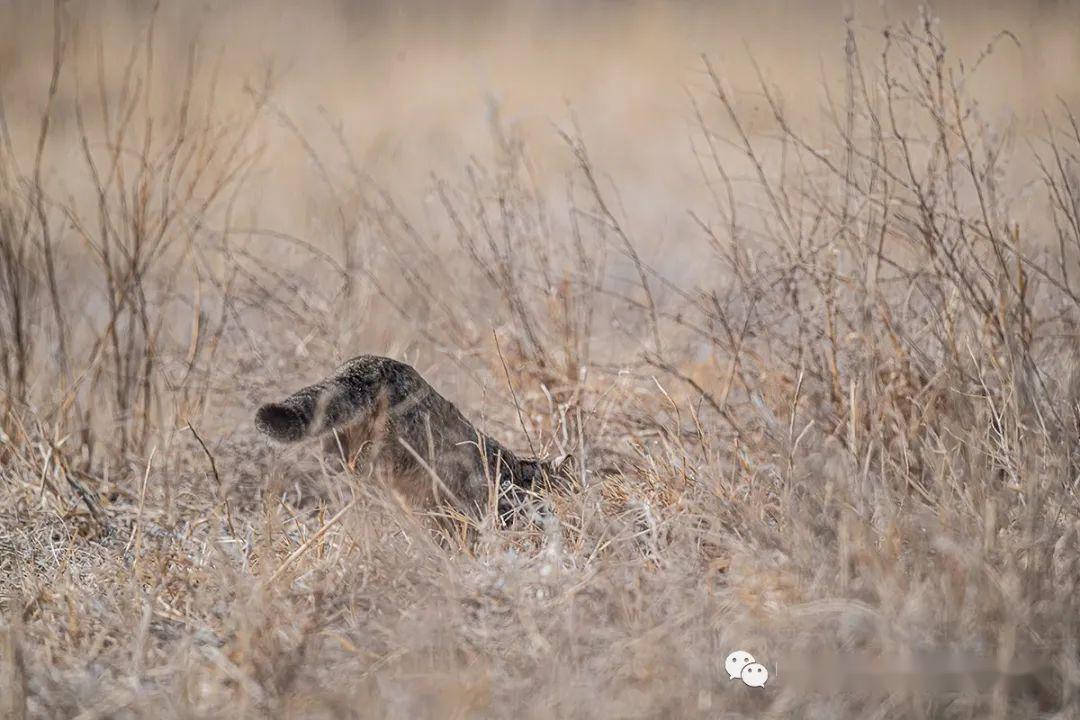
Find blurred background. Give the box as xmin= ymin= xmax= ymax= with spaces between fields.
xmin=4 ymin=0 xmax=1078 ymax=387
xmin=2 ymin=0 xmax=1078 ymax=228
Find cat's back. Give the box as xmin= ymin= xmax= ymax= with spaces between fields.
xmin=336 ymin=355 xmax=473 ymax=431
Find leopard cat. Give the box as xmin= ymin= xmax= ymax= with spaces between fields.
xmin=256 ymin=355 xmax=572 ymax=522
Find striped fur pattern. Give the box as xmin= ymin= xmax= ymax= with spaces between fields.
xmin=256 ymin=355 xmax=569 ymax=519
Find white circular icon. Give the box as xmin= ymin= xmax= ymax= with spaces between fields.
xmin=724 ymin=650 xmax=755 ymax=680
xmin=740 ymin=662 xmax=769 ymax=687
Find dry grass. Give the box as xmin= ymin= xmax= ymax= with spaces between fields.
xmin=2 ymin=1 xmax=1080 ymax=718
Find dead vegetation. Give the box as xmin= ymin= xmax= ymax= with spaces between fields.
xmin=2 ymin=2 xmax=1080 ymax=718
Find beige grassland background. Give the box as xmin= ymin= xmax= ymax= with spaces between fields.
xmin=3 ymin=0 xmax=1080 ymax=717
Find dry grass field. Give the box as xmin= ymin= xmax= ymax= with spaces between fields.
xmin=3 ymin=1 xmax=1080 ymax=717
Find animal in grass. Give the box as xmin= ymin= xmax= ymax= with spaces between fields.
xmin=255 ymin=355 xmax=572 ymax=521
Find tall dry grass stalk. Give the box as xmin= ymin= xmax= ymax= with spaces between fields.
xmin=1 ymin=3 xmax=1079 ymax=718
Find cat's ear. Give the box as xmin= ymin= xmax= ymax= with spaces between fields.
xmin=554 ymin=453 xmax=576 ymax=474
xmin=551 ymin=453 xmax=579 ymax=489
